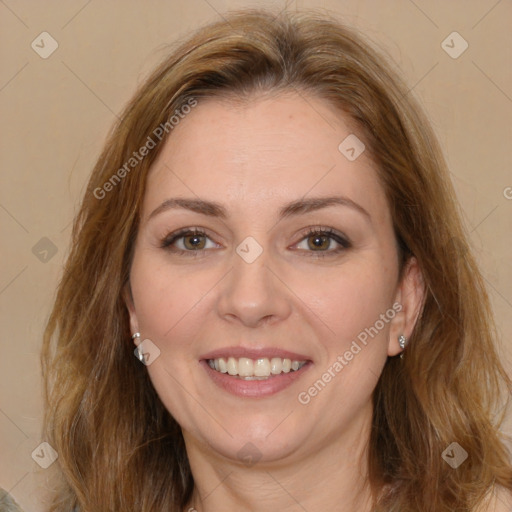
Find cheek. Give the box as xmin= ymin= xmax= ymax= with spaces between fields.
xmin=291 ymin=260 xmax=398 ymax=421
xmin=129 ymin=253 xmax=221 ymax=351
xmin=296 ymin=258 xmax=398 ymax=347
xmin=129 ymin=256 xmax=216 ymax=424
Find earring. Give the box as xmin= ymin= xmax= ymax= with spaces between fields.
xmin=399 ymin=334 xmax=407 ymax=360
xmin=132 ymin=333 xmax=144 ymax=362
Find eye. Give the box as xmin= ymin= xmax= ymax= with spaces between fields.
xmin=161 ymin=228 xmax=219 ymax=255
xmin=160 ymin=226 xmax=351 ymax=258
xmin=293 ymin=227 xmax=351 ymax=257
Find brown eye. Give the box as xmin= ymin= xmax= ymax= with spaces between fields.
xmin=294 ymin=227 xmax=351 ymax=257
xmin=183 ymin=233 xmax=206 ymax=250
xmin=161 ymin=228 xmax=218 ymax=254
xmin=307 ymin=233 xmax=332 ymax=251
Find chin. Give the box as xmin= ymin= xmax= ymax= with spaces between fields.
xmin=189 ymin=415 xmax=310 ymax=465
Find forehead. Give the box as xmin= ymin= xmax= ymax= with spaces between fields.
xmin=142 ymin=93 xmax=389 ymax=223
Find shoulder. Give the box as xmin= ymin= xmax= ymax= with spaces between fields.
xmin=0 ymin=488 xmax=24 ymax=512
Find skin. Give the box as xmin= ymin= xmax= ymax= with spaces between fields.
xmin=125 ymin=92 xmax=425 ymax=512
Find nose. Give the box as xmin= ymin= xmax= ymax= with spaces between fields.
xmin=215 ymin=247 xmax=293 ymax=328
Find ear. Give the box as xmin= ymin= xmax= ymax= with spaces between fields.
xmin=387 ymin=257 xmax=425 ymax=356
xmin=123 ymin=282 xmax=140 ymax=345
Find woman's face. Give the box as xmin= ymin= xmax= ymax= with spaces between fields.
xmin=126 ymin=92 xmax=422 ymax=465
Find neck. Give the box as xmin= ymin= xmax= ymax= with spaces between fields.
xmin=183 ymin=400 xmax=375 ymax=512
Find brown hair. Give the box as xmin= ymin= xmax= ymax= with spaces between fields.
xmin=42 ymin=8 xmax=512 ymax=511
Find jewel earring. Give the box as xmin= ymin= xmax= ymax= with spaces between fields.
xmin=398 ymin=334 xmax=407 ymax=360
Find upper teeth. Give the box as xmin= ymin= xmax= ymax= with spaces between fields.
xmin=208 ymin=357 xmax=307 ymax=379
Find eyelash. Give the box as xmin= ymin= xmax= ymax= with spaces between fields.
xmin=160 ymin=226 xmax=351 ymax=258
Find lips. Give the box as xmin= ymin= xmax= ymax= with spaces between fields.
xmin=199 ymin=346 xmax=313 ymax=398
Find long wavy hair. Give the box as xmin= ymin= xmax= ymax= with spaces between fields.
xmin=41 ymin=8 xmax=512 ymax=511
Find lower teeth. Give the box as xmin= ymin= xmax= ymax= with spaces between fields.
xmin=217 ymin=369 xmax=301 ymax=379
xmin=238 ymin=376 xmax=272 ymax=380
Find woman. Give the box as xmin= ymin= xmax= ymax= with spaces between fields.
xmin=42 ymin=8 xmax=512 ymax=512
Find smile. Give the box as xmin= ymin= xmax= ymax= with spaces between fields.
xmin=200 ymin=347 xmax=313 ymax=398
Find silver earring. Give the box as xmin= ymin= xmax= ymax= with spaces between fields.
xmin=132 ymin=333 xmax=144 ymax=362
xmin=399 ymin=334 xmax=407 ymax=360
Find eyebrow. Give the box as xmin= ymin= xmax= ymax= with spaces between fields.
xmin=147 ymin=195 xmax=371 ymax=222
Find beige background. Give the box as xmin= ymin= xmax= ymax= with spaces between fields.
xmin=0 ymin=1 xmax=511 ymax=510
